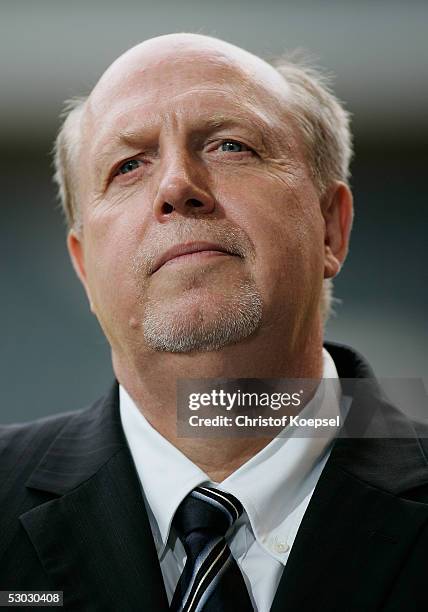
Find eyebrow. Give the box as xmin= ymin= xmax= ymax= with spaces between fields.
xmin=93 ymin=109 xmax=276 ymax=170
xmin=122 ymin=112 xmax=274 ymax=147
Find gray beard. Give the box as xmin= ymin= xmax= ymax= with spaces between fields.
xmin=142 ymin=279 xmax=263 ymax=353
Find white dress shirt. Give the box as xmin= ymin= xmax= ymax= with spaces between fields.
xmin=119 ymin=348 xmax=349 ymax=611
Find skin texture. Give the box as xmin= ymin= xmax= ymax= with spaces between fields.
xmin=67 ymin=34 xmax=353 ymax=481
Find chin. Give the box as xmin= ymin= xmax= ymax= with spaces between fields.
xmin=141 ymin=283 xmax=264 ymax=353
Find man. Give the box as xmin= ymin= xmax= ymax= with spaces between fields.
xmin=1 ymin=33 xmax=427 ymax=611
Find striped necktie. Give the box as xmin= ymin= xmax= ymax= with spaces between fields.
xmin=170 ymin=486 xmax=254 ymax=611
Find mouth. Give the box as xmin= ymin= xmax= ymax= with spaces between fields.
xmin=151 ymin=241 xmax=239 ymax=274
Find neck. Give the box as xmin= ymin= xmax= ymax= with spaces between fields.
xmin=113 ymin=321 xmax=324 ymax=481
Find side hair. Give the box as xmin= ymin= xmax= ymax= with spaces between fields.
xmin=270 ymin=52 xmax=353 ymax=193
xmin=52 ymin=97 xmax=87 ymax=232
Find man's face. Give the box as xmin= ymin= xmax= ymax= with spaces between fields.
xmin=69 ymin=39 xmax=331 ymax=357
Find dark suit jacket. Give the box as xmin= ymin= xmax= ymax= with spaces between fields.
xmin=1 ymin=342 xmax=428 ymax=611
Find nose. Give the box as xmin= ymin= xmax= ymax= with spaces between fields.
xmin=153 ymin=152 xmax=215 ymax=221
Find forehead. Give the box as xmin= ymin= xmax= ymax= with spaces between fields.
xmin=84 ymin=42 xmax=291 ymax=143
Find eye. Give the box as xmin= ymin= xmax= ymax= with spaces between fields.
xmin=220 ymin=141 xmax=248 ymax=153
xmin=116 ymin=159 xmax=143 ymax=175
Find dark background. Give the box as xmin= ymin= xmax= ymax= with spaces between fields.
xmin=1 ymin=1 xmax=427 ymax=423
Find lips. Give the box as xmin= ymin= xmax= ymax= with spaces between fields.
xmin=152 ymin=241 xmax=236 ymax=274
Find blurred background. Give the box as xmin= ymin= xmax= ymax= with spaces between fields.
xmin=1 ymin=0 xmax=427 ymax=423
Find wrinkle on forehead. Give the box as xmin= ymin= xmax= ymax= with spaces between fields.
xmin=88 ymin=85 xmax=280 ymax=146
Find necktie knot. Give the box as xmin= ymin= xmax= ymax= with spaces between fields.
xmin=173 ymin=486 xmax=243 ymax=542
xmin=170 ymin=486 xmax=253 ymax=611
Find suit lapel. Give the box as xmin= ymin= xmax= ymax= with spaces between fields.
xmin=20 ymin=384 xmax=169 ymax=611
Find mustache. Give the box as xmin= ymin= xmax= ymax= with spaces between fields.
xmin=133 ymin=219 xmax=256 ymax=276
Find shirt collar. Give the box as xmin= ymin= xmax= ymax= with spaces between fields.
xmin=119 ymin=385 xmax=208 ymax=556
xmin=119 ymin=348 xmax=346 ymax=560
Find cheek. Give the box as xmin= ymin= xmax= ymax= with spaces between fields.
xmin=253 ymin=215 xmax=325 ymax=322
xmin=222 ymin=176 xmax=324 ymax=269
xmin=82 ymin=208 xmax=146 ymax=317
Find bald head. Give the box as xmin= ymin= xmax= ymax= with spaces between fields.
xmin=90 ymin=33 xmax=290 ymax=112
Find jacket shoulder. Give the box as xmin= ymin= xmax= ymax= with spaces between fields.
xmin=0 ymin=410 xmax=82 ymax=494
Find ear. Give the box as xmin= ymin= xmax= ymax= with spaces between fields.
xmin=67 ymin=229 xmax=95 ymax=313
xmin=322 ymin=181 xmax=354 ymax=279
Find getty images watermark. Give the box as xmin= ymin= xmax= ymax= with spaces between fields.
xmin=186 ymin=387 xmax=338 ymax=428
xmin=176 ymin=378 xmax=428 ymax=438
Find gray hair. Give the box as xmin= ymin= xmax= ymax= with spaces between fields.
xmin=53 ymin=97 xmax=87 ymax=233
xmin=52 ymin=53 xmax=352 ymax=322
xmin=271 ymin=52 xmax=352 ymax=193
